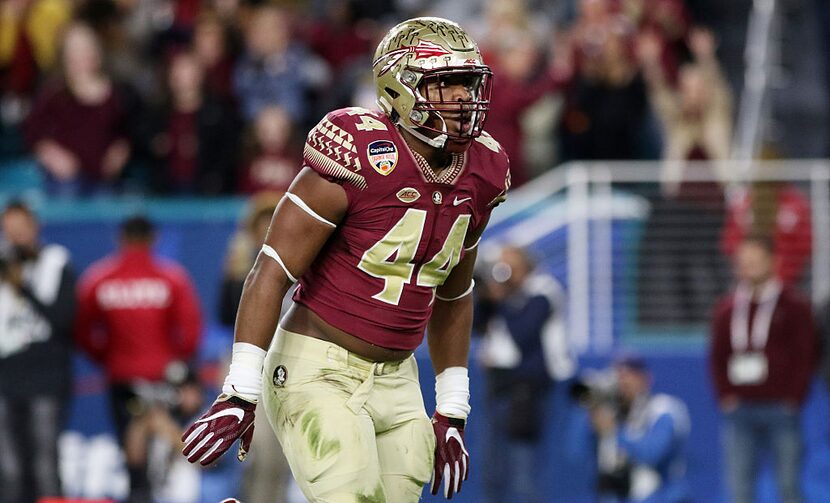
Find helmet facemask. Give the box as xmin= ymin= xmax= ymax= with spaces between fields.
xmin=407 ymin=66 xmax=493 ymax=150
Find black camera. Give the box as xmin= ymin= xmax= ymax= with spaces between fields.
xmin=128 ymin=361 xmax=199 ymax=416
xmin=569 ymin=369 xmax=622 ymax=409
xmin=0 ymin=242 xmax=26 ymax=276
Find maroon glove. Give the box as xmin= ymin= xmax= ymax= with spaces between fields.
xmin=430 ymin=412 xmax=470 ymax=499
xmin=181 ymin=394 xmax=255 ymax=466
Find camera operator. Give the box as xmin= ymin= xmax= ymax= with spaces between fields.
xmin=0 ymin=200 xmax=76 ymax=503
xmin=580 ymin=356 xmax=691 ymax=503
xmin=475 ymin=245 xmax=575 ymax=503
xmin=124 ymin=362 xmax=237 ymax=503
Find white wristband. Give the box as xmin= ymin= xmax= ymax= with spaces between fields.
xmin=222 ymin=342 xmax=266 ymax=403
xmin=435 ymin=366 xmax=471 ymax=420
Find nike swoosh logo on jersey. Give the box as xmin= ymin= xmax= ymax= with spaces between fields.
xmin=453 ymin=197 xmax=471 ymax=206
xmin=196 ymin=408 xmax=244 ymax=424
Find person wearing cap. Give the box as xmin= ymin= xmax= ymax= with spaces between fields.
xmin=709 ymin=236 xmax=817 ymax=503
xmin=476 ymin=245 xmax=574 ymax=503
xmin=589 ymin=355 xmax=691 ymax=503
xmin=75 ymin=216 xmax=203 ymax=503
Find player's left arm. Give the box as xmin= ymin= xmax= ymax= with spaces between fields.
xmin=428 ymin=245 xmax=478 ymax=373
xmin=426 ymin=216 xmax=488 ymax=499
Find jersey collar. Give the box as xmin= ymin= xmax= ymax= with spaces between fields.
xmin=393 ymin=125 xmax=467 ymax=185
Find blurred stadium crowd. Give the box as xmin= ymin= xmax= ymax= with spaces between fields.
xmin=3 ymin=0 xmax=830 ymax=502
xmin=4 ymin=0 xmax=825 ymax=194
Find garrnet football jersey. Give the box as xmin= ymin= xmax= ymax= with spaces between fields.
xmin=293 ymin=107 xmax=510 ymax=351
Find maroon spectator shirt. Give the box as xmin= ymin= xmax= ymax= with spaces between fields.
xmin=24 ymin=82 xmax=129 ymax=182
xmin=709 ymin=284 xmax=817 ymax=406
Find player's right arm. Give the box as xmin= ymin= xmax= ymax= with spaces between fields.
xmin=181 ymin=167 xmax=348 ymax=466
xmin=234 ymin=167 xmax=348 ymax=351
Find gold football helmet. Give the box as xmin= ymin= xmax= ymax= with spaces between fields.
xmin=372 ymin=17 xmax=492 ymax=150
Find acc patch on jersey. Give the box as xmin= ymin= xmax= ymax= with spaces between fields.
xmin=396 ymin=187 xmax=421 ymax=203
xmin=367 ymin=140 xmax=398 ymax=176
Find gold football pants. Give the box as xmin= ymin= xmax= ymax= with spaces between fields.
xmin=262 ymin=327 xmax=435 ymax=503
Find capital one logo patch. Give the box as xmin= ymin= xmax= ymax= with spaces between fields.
xmin=367 ymin=140 xmax=398 ymax=176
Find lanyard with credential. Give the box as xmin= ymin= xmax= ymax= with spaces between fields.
xmin=729 ymin=280 xmax=782 ymax=353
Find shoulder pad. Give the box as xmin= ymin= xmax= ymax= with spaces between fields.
xmin=304 ymin=109 xmax=371 ymax=190
xmin=474 ymin=131 xmax=505 ymax=154
xmin=474 ymin=132 xmax=511 ymax=208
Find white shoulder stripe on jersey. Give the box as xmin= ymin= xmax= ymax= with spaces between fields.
xmin=435 ymin=279 xmax=475 ymax=302
xmin=260 ymin=244 xmax=298 ymax=283
xmin=285 ymin=192 xmax=337 ymax=228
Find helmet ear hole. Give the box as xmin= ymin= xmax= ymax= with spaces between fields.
xmin=385 ymin=87 xmax=400 ymax=99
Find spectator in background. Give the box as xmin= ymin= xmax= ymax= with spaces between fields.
xmin=302 ymin=0 xmax=376 ymax=112
xmin=192 ymin=12 xmax=238 ymax=102
xmin=710 ymin=236 xmax=817 ymax=503
xmin=305 ymin=0 xmax=371 ymax=74
xmin=819 ymin=293 xmax=830 ymax=420
xmin=124 ymin=363 xmax=242 ymax=503
xmin=721 ymin=182 xmax=812 ymax=286
xmin=217 ymin=192 xmax=292 ymax=503
xmin=140 ymin=50 xmax=240 ymax=195
xmin=618 ymin=0 xmax=690 ymax=83
xmin=475 ymin=246 xmax=575 ymax=503
xmin=0 ymin=0 xmax=72 ymax=156
xmin=0 ymin=201 xmax=75 ymax=503
xmin=76 ymin=0 xmax=160 ymax=103
xmin=485 ymin=29 xmax=570 ymax=187
xmin=559 ymin=0 xmax=649 ymax=162
xmin=638 ymin=27 xmax=732 ymax=197
xmin=75 ymin=216 xmax=202 ymax=503
xmin=634 ymin=27 xmax=733 ymax=325
xmin=24 ymin=22 xmax=132 ymax=196
xmin=233 ymin=4 xmax=328 ymax=125
xmin=238 ymin=105 xmax=300 ymax=194
xmin=586 ymin=356 xmax=691 ymax=503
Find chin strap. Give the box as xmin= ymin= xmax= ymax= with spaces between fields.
xmin=401 ymin=121 xmax=447 ymax=149
xmin=401 ymin=107 xmax=452 ymax=149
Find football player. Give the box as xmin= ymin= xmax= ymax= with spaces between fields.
xmin=182 ymin=17 xmax=510 ymax=502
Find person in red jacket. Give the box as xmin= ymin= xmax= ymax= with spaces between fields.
xmin=709 ymin=235 xmax=817 ymax=503
xmin=75 ymin=215 xmax=202 ymax=503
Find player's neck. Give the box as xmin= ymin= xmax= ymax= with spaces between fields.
xmin=399 ymin=127 xmax=453 ymax=173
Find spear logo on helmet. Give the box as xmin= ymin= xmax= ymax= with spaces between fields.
xmin=373 ymin=39 xmax=452 ymax=76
